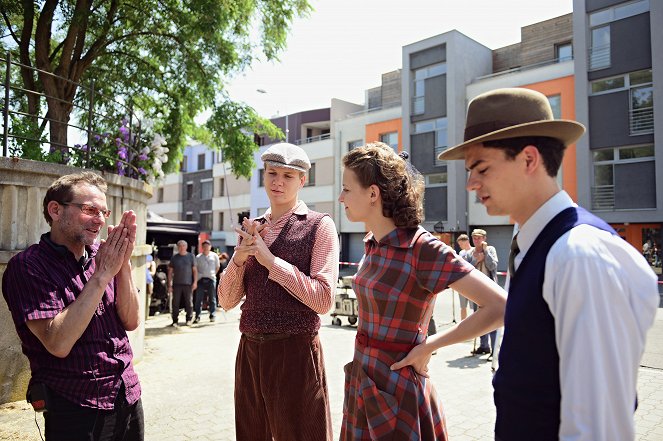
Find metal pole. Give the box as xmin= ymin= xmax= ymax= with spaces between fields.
xmin=86 ymin=80 xmax=94 ymax=167
xmin=3 ymin=51 xmax=11 ymax=157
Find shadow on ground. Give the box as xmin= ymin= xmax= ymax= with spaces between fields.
xmin=446 ymin=355 xmax=489 ymax=370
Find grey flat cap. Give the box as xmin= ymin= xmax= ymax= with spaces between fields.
xmin=261 ymin=142 xmax=311 ymax=172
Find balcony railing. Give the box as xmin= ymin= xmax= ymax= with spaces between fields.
xmin=592 ymin=185 xmax=615 ymax=210
xmin=630 ymin=107 xmax=654 ymax=135
xmin=294 ymin=133 xmax=331 ymax=145
xmin=588 ymin=44 xmax=610 ymax=71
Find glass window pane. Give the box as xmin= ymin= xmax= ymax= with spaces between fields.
xmin=630 ymin=69 xmax=652 ymax=85
xmin=436 ymin=129 xmax=447 ymax=148
xmin=631 ymin=86 xmax=653 ymax=110
xmin=594 ymin=164 xmax=614 ymax=186
xmin=548 ymin=95 xmax=562 ymax=119
xmin=615 ymin=0 xmax=649 ymax=20
xmin=591 ymin=26 xmax=611 ymax=48
xmin=428 ymin=63 xmax=447 ymax=77
xmin=414 ymin=81 xmax=424 ymax=96
xmin=593 ymin=149 xmax=614 ymax=161
xmin=427 ymin=173 xmax=447 ymax=185
xmin=557 ymin=44 xmax=573 ymax=61
xmin=590 ymin=9 xmax=612 ymax=27
xmin=412 ymin=97 xmax=424 ymax=115
xmin=619 ymin=145 xmax=655 ymax=159
xmin=591 ymin=76 xmax=625 ymax=93
xmin=414 ymin=120 xmax=434 ymax=133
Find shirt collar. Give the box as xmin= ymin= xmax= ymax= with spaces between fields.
xmin=261 ymin=200 xmax=308 ymax=225
xmin=41 ymin=232 xmax=95 ymax=266
xmin=364 ymin=226 xmax=425 ymax=249
xmin=515 ymin=190 xmax=576 ymax=259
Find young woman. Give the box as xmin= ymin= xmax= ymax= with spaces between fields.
xmin=338 ymin=142 xmax=506 ymax=440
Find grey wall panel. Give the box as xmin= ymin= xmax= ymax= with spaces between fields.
xmin=589 ymin=91 xmax=654 ymax=148
xmin=424 ymin=187 xmax=447 ymax=222
xmin=410 ymin=45 xmax=446 ymax=70
xmin=614 ymin=161 xmax=656 ymax=209
xmin=411 ymin=132 xmax=445 ymax=175
xmin=588 ymin=13 xmax=651 ymax=80
xmin=587 ymin=0 xmax=628 ymax=12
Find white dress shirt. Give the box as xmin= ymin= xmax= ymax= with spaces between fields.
xmin=512 ymin=190 xmax=658 ymax=441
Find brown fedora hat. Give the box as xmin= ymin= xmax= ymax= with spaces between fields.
xmin=438 ymin=88 xmax=585 ymax=160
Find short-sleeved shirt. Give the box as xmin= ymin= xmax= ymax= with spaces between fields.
xmin=169 ymin=252 xmax=195 ymax=285
xmin=195 ymin=252 xmax=219 ymax=281
xmin=1 ymin=233 xmax=141 ymax=409
xmin=341 ymin=226 xmax=473 ymax=439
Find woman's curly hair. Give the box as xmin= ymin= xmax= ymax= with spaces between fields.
xmin=342 ymin=142 xmax=424 ymax=228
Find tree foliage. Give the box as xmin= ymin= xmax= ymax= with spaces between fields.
xmin=0 ymin=0 xmax=309 ymax=177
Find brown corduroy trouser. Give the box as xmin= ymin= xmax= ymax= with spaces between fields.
xmin=234 ymin=332 xmax=333 ymax=441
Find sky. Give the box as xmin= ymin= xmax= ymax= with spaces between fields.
xmin=225 ymin=0 xmax=574 ymax=119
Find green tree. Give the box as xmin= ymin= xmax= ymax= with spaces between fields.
xmin=0 ymin=0 xmax=309 ymax=177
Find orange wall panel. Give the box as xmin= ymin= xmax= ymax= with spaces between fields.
xmin=523 ymin=76 xmax=577 ymax=202
xmin=365 ymin=118 xmax=403 ymax=152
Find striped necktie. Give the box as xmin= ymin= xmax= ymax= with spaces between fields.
xmin=508 ymin=234 xmax=520 ymax=278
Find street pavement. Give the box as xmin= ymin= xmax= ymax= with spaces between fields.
xmin=1 ymin=288 xmax=662 ymax=441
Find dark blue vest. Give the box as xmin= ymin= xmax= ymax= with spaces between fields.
xmin=493 ymin=206 xmax=616 ymax=441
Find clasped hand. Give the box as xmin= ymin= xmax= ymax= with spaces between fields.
xmin=95 ymin=210 xmax=137 ymax=279
xmin=233 ymin=218 xmax=274 ymax=269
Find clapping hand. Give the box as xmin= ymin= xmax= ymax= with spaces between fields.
xmin=96 ymin=210 xmax=136 ymax=280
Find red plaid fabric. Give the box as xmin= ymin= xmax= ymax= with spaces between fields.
xmin=340 ymin=227 xmax=473 ymax=440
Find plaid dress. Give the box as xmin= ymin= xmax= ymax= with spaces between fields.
xmin=340 ymin=227 xmax=473 ymax=440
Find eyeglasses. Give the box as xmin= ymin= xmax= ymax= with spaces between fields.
xmin=60 ymin=202 xmax=111 ymax=219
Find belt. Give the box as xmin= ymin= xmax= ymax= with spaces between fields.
xmin=198 ymin=278 xmax=215 ymax=283
xmin=355 ymin=331 xmax=416 ymax=353
xmin=243 ymin=332 xmax=295 ymax=341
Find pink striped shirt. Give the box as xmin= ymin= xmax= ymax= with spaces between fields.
xmin=218 ymin=201 xmax=339 ymax=315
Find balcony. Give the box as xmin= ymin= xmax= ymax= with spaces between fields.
xmin=294 ymin=133 xmax=331 ymax=145
xmin=630 ymin=107 xmax=654 ymax=135
xmin=588 ymin=44 xmax=610 ymax=71
xmin=592 ymin=185 xmax=615 ymax=210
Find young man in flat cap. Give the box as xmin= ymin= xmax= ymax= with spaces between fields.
xmin=440 ymin=88 xmax=658 ymax=441
xmin=218 ymin=142 xmax=339 ymax=441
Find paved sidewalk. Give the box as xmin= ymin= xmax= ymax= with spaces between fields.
xmin=1 ymin=289 xmax=662 ymax=440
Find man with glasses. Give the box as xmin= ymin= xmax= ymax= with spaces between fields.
xmin=2 ymin=172 xmax=144 ymax=441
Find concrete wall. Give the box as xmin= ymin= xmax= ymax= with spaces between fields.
xmin=0 ymin=157 xmax=152 ymax=404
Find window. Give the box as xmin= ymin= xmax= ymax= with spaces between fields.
xmin=348 ymin=140 xmax=363 ymax=150
xmin=218 ymin=212 xmax=224 ymax=230
xmin=588 ymin=0 xmax=649 ymax=70
xmin=305 ymin=163 xmax=316 ymax=187
xmin=590 ymin=70 xmax=653 ymax=134
xmin=379 ymin=132 xmax=398 ymax=151
xmin=592 ymin=145 xmax=655 ymax=210
xmin=185 ymin=212 xmax=193 ymax=221
xmin=157 ymin=187 xmax=164 ymax=203
xmin=218 ymin=178 xmax=225 ymax=196
xmin=548 ymin=95 xmax=562 ymax=119
xmin=237 ymin=211 xmax=249 ymax=225
xmin=201 ymin=179 xmax=213 ymax=200
xmin=200 ymin=212 xmax=212 ymax=231
xmin=258 ymin=169 xmax=265 ymax=187
xmin=198 ymin=153 xmax=206 ymax=170
xmin=413 ymin=118 xmax=448 ymax=166
xmin=186 ymin=182 xmax=193 ymax=200
xmin=425 ymin=173 xmax=447 ymax=187
xmin=412 ymin=62 xmax=446 ymax=115
xmin=556 ymin=43 xmax=573 ymax=62
xmin=589 ymin=25 xmax=610 ymax=70
xmin=180 ymin=156 xmax=188 ymax=172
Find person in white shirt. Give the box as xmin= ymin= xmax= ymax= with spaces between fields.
xmin=439 ymin=87 xmax=659 ymax=441
xmin=194 ymin=240 xmax=220 ymax=323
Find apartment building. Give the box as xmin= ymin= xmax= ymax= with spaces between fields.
xmin=573 ymin=0 xmax=662 ymax=271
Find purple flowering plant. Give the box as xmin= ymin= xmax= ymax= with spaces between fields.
xmin=71 ymin=118 xmax=169 ymax=183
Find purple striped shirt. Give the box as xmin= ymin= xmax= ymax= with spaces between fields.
xmin=1 ymin=233 xmax=141 ymax=409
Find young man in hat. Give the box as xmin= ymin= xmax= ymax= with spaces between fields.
xmin=218 ymin=142 xmax=339 ymax=441
xmin=439 ymin=88 xmax=658 ymax=441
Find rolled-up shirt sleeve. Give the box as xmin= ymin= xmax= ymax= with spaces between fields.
xmin=217 ymin=255 xmax=247 ymax=311
xmin=267 ymin=216 xmax=339 ymax=314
